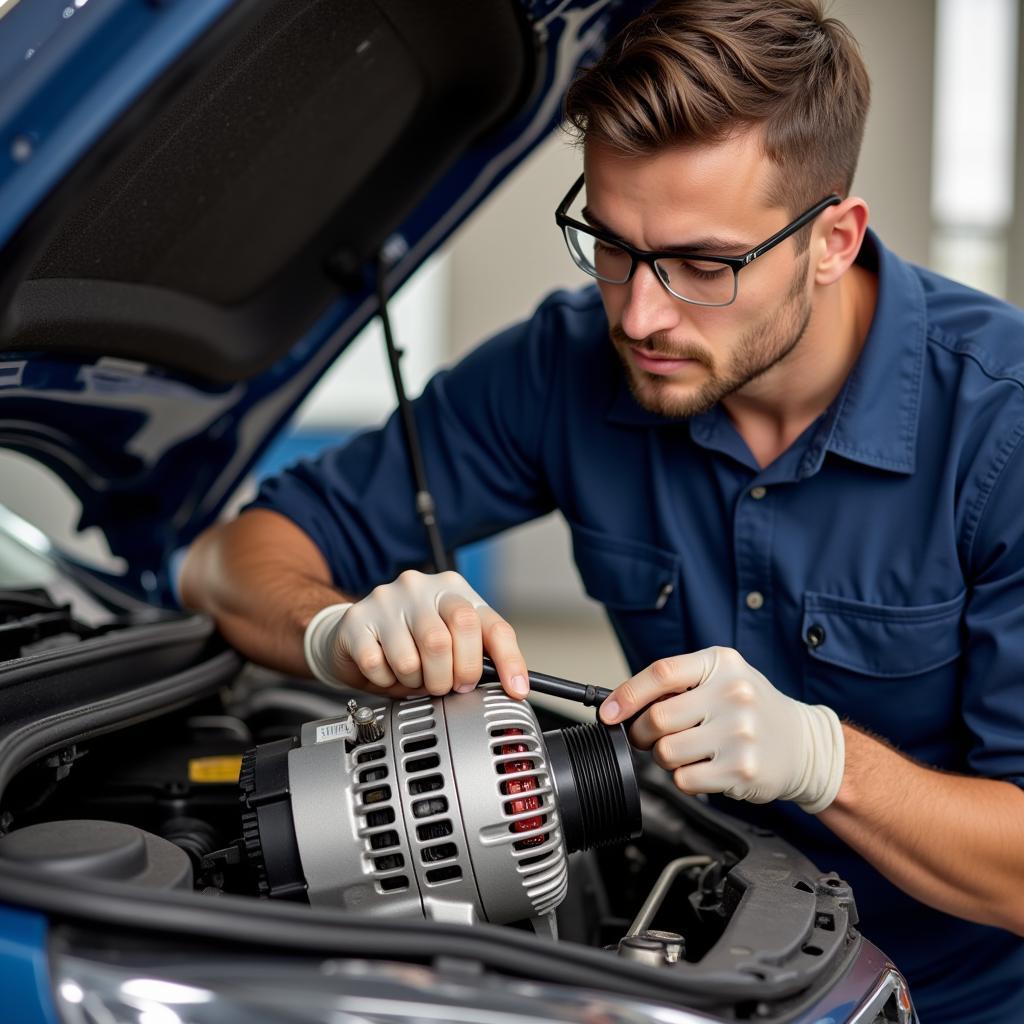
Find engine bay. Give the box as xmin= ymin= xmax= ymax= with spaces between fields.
xmin=0 ymin=585 xmax=874 ymax=1020
xmin=2 ymin=676 xmax=727 ymax=950
xmin=0 ymin=666 xmax=855 ymax=963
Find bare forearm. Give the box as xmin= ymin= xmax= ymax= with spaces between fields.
xmin=819 ymin=724 xmax=1024 ymax=934
xmin=179 ymin=509 xmax=352 ymax=677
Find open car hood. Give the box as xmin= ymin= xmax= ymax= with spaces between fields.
xmin=0 ymin=0 xmax=639 ymax=601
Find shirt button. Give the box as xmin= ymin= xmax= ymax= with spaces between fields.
xmin=750 ymin=486 xmax=767 ymax=500
xmin=745 ymin=591 xmax=765 ymax=610
xmin=805 ymin=623 xmax=826 ymax=648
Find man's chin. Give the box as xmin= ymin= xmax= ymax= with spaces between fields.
xmin=626 ymin=371 xmax=721 ymax=419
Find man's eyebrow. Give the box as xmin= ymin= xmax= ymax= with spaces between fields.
xmin=580 ymin=206 xmax=751 ymax=255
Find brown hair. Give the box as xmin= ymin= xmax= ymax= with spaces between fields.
xmin=564 ymin=0 xmax=870 ymax=216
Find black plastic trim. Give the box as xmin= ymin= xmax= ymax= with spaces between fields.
xmin=637 ymin=768 xmax=859 ymax=996
xmin=0 ymin=615 xmax=241 ymax=791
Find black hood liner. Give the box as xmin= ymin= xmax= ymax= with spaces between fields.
xmin=1 ymin=0 xmax=535 ymax=381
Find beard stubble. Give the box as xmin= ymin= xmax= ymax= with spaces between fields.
xmin=612 ymin=252 xmax=813 ymax=419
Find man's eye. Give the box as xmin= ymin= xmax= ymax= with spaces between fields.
xmin=675 ymin=260 xmax=728 ymax=279
xmin=595 ymin=241 xmax=624 ymax=257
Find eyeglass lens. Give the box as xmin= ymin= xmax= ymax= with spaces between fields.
xmin=563 ymin=225 xmax=737 ymax=306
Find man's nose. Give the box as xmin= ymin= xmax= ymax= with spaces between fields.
xmin=619 ymin=262 xmax=683 ymax=341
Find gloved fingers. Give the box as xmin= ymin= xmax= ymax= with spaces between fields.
xmin=648 ymin=720 xmax=718 ymax=771
xmin=677 ymin=745 xmax=774 ymax=804
xmin=671 ymin=758 xmax=727 ymax=797
xmin=339 ymin=624 xmax=400 ymax=690
xmin=430 ymin=570 xmax=488 ymax=610
xmin=372 ymin=614 xmax=428 ymax=696
xmin=408 ymin=609 xmax=455 ymax=696
xmin=436 ymin=591 xmax=484 ymax=693
xmin=601 ymin=648 xmax=719 ymax=726
xmin=333 ymin=669 xmax=428 ymax=701
xmin=627 ymin=689 xmax=710 ymax=749
xmin=477 ymin=606 xmax=530 ymax=699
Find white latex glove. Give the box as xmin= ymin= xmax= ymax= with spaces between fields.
xmin=303 ymin=570 xmax=529 ymax=700
xmin=599 ymin=646 xmax=845 ymax=813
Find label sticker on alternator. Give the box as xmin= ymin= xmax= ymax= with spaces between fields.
xmin=188 ymin=755 xmax=243 ymax=784
xmin=315 ymin=721 xmax=349 ymax=744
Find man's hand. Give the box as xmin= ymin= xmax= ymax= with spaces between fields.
xmin=303 ymin=569 xmax=530 ymax=701
xmin=599 ymin=646 xmax=845 ymax=813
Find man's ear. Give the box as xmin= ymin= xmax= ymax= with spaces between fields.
xmin=814 ymin=197 xmax=870 ymax=286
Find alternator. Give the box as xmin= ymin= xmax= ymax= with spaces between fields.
xmin=238 ymin=682 xmax=641 ymax=935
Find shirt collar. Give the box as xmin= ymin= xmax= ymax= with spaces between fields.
xmin=606 ymin=228 xmax=926 ymax=477
xmin=810 ymin=228 xmax=925 ymax=475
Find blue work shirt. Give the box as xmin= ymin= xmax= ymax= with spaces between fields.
xmin=250 ymin=230 xmax=1024 ymax=1022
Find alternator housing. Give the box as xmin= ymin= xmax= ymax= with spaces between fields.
xmin=240 ymin=682 xmax=640 ymax=931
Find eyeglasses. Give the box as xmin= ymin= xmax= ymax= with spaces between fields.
xmin=555 ymin=174 xmax=841 ymax=307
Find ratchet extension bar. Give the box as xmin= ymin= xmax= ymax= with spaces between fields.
xmin=480 ymin=656 xmax=613 ymax=708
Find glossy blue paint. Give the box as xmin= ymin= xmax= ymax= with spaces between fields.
xmin=0 ymin=906 xmax=59 ymax=1024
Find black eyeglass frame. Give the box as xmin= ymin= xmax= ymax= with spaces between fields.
xmin=555 ymin=174 xmax=842 ymax=307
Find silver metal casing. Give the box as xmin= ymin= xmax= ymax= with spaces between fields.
xmin=286 ymin=683 xmax=568 ymax=927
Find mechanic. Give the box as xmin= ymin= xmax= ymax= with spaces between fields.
xmin=180 ymin=2 xmax=1024 ymax=1020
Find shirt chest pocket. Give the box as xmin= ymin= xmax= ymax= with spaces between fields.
xmin=801 ymin=589 xmax=966 ymax=747
xmin=568 ymin=520 xmax=685 ymax=673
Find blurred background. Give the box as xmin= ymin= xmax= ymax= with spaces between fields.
xmin=261 ymin=0 xmax=1024 ymax=687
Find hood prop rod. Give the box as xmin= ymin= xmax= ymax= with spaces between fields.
xmin=376 ymin=251 xmax=451 ymax=574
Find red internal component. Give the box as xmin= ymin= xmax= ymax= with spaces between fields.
xmin=497 ymin=728 xmax=546 ymax=848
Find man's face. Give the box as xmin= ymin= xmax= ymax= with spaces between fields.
xmin=582 ymin=136 xmax=815 ymax=418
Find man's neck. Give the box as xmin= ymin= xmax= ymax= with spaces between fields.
xmin=721 ymin=263 xmax=878 ymax=469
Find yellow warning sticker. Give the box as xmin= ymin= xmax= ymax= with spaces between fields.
xmin=188 ymin=755 xmax=243 ymax=784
